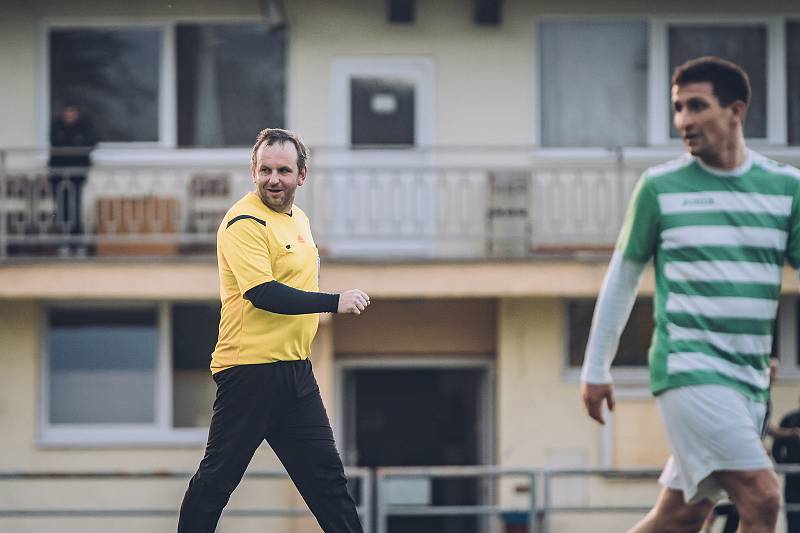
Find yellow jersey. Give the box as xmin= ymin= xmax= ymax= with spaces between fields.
xmin=211 ymin=192 xmax=320 ymax=373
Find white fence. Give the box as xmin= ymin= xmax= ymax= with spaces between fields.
xmin=3 ymin=146 xmax=798 ymax=261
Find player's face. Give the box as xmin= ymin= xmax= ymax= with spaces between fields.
xmin=252 ymin=141 xmax=307 ymax=213
xmin=672 ymin=82 xmax=741 ymax=162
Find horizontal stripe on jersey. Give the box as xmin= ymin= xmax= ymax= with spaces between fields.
xmin=669 ymin=340 xmax=771 ymax=368
xmin=656 ymin=370 xmax=771 ymax=402
xmin=661 ymin=226 xmax=788 ymax=250
xmin=667 ymin=352 xmax=770 ymax=390
xmin=667 ymin=312 xmax=774 ymax=336
xmin=661 ymin=211 xmax=789 ymax=231
xmin=667 ymin=323 xmax=772 ymax=356
xmin=664 ymin=260 xmax=781 ymax=284
xmin=661 ymin=246 xmax=784 ymax=266
xmin=665 ymin=294 xmax=778 ymax=320
xmin=658 ymin=191 xmax=792 ymax=216
xmin=666 ymin=280 xmax=779 ymax=300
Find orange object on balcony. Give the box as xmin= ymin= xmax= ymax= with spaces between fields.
xmin=95 ymin=196 xmax=179 ymax=256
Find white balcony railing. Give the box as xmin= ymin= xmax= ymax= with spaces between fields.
xmin=3 ymin=146 xmax=797 ymax=261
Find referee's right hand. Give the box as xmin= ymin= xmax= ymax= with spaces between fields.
xmin=338 ymin=289 xmax=370 ymax=315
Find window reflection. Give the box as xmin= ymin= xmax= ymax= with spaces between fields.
xmin=49 ymin=28 xmax=160 ymax=143
xmin=568 ymin=298 xmax=653 ymax=367
xmin=668 ymin=25 xmax=767 ymax=139
xmin=787 ymin=21 xmax=800 ymax=145
xmin=48 ymin=308 xmax=157 ymax=424
xmin=539 ymin=21 xmax=648 ymax=148
xmin=176 ymin=24 xmax=287 ymax=147
xmin=171 ymin=302 xmax=219 ymax=427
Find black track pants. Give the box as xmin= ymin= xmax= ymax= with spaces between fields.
xmin=178 ymin=360 xmax=363 ymax=533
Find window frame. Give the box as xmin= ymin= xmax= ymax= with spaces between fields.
xmin=40 ymin=16 xmax=287 ymax=156
xmin=776 ymin=295 xmax=800 ymax=380
xmin=535 ymin=15 xmax=788 ymax=150
xmin=328 ymin=56 xmax=436 ymax=167
xmin=38 ymin=301 xmax=210 ymax=447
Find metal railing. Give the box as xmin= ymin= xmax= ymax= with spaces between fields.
xmin=375 ymin=465 xmax=800 ymax=533
xmin=0 ymin=146 xmax=659 ymax=261
xmin=2 ymin=465 xmax=800 ymax=532
xmin=3 ymin=145 xmax=800 ymax=261
xmin=375 ymin=465 xmax=539 ymax=533
xmin=0 ymin=467 xmax=372 ymax=532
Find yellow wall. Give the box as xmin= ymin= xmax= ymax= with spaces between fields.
xmin=1 ymin=289 xmax=798 ymax=532
xmin=0 ymin=299 xmax=319 ymax=533
xmin=497 ymin=297 xmax=666 ymax=532
xmin=498 ymin=298 xmax=585 ymax=467
xmin=333 ymin=298 xmax=496 ymax=356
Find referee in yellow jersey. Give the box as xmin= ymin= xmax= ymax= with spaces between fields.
xmin=178 ymin=128 xmax=370 ymax=533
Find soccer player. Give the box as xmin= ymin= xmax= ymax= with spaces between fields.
xmin=580 ymin=57 xmax=800 ymax=532
xmin=178 ymin=128 xmax=369 ymax=533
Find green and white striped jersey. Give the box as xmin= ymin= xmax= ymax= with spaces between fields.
xmin=617 ymin=150 xmax=800 ymax=402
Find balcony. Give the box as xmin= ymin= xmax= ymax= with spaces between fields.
xmin=3 ymin=146 xmax=797 ymax=262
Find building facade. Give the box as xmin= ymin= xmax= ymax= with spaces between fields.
xmin=2 ymin=1 xmax=800 ymax=531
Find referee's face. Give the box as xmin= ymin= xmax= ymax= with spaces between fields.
xmin=252 ymin=141 xmax=307 ymax=213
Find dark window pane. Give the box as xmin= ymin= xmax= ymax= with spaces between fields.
xmin=49 ymin=28 xmax=160 ymax=142
xmin=172 ymin=303 xmax=219 ymax=427
xmin=787 ymin=22 xmax=800 ymax=145
xmin=568 ymin=299 xmax=653 ymax=367
xmin=668 ymin=25 xmax=767 ymax=139
xmin=351 ymin=76 xmax=415 ymax=147
xmin=540 ymin=21 xmax=648 ymax=147
xmin=176 ymin=24 xmax=286 ymax=147
xmin=171 ymin=303 xmax=219 ymax=370
xmin=48 ymin=308 xmax=158 ymax=424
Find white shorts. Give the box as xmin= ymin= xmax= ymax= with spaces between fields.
xmin=656 ymin=384 xmax=771 ymax=504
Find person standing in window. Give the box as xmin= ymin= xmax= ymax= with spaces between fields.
xmin=178 ymin=128 xmax=369 ymax=533
xmin=580 ymin=57 xmax=800 ymax=532
xmin=48 ymin=102 xmax=96 ymax=256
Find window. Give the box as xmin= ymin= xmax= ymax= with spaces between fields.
xmin=787 ymin=21 xmax=800 ymax=146
xmin=171 ymin=303 xmax=218 ymax=428
xmin=330 ymin=57 xmax=435 ymax=150
xmin=668 ymin=24 xmax=767 ymax=139
xmin=50 ymin=28 xmax=161 ymax=143
xmin=774 ymin=297 xmax=800 ymax=378
xmin=567 ymin=298 xmax=654 ymax=373
xmin=350 ymin=76 xmax=415 ymax=147
xmin=539 ymin=21 xmax=648 ymax=147
xmin=176 ymin=24 xmax=286 ymax=147
xmin=539 ymin=18 xmax=796 ymax=147
xmin=42 ymin=302 xmax=220 ymax=445
xmin=48 ymin=22 xmax=286 ymax=147
xmin=48 ymin=308 xmax=158 ymax=424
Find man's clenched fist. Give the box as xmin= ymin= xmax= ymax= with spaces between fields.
xmin=338 ymin=289 xmax=370 ymax=315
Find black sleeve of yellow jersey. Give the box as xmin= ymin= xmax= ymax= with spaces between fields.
xmin=245 ymin=280 xmax=339 ymax=315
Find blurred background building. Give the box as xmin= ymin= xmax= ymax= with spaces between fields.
xmin=1 ymin=0 xmax=800 ymax=531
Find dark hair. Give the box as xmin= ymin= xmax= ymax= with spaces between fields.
xmin=251 ymin=128 xmax=309 ymax=173
xmin=671 ymin=56 xmax=751 ymax=107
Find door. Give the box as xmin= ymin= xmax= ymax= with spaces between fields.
xmin=342 ymin=365 xmax=492 ymax=533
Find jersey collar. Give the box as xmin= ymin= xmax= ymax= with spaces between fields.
xmin=695 ymin=149 xmax=753 ymax=178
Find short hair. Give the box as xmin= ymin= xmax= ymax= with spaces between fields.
xmin=250 ymin=128 xmax=309 ymax=173
xmin=671 ymin=56 xmax=751 ymax=107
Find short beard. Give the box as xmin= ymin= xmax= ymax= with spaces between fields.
xmin=257 ymin=186 xmax=293 ymax=213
